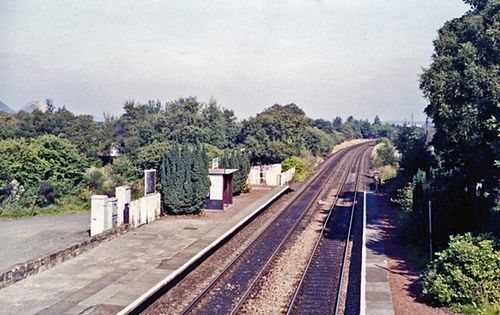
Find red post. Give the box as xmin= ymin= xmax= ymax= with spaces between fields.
xmin=221 ymin=175 xmax=225 ymax=209
xmin=229 ymin=175 xmax=233 ymax=204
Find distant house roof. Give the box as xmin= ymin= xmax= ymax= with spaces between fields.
xmin=97 ymin=146 xmax=121 ymax=157
xmin=208 ymin=168 xmax=238 ymax=175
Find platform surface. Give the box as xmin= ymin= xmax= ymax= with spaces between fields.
xmin=0 ymin=212 xmax=89 ymax=273
xmin=363 ymin=192 xmax=395 ymax=315
xmin=0 ymin=185 xmax=285 ymax=315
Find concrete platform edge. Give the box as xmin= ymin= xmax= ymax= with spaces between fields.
xmin=117 ymin=185 xmax=290 ymax=315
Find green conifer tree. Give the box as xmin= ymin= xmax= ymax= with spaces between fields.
xmin=160 ymin=142 xmax=209 ymax=214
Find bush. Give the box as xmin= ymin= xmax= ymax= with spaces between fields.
xmin=84 ymin=168 xmax=105 ymax=193
xmin=422 ymin=233 xmax=500 ymax=313
xmin=112 ymin=157 xmax=140 ymax=180
xmin=282 ymin=156 xmax=305 ymax=180
xmin=374 ymin=139 xmax=398 ymax=168
xmin=38 ymin=181 xmax=57 ymax=206
xmin=241 ymin=182 xmax=252 ymax=194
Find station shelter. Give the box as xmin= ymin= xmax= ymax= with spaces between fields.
xmin=206 ymin=169 xmax=238 ymax=210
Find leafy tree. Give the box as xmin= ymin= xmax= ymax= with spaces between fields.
xmin=374 ymin=139 xmax=398 ymax=168
xmin=239 ymin=104 xmax=307 ymax=163
xmin=420 ymin=0 xmax=499 ymax=200
xmin=282 ymin=156 xmax=305 ymax=180
xmin=394 ymin=126 xmax=431 ymax=179
xmin=164 ymin=97 xmax=206 ymax=144
xmin=0 ymin=139 xmax=47 ymax=185
xmin=112 ymin=157 xmax=140 ymax=181
xmin=135 ymin=141 xmax=171 ymax=171
xmin=32 ymin=135 xmax=86 ymax=192
xmin=202 ymin=100 xmax=228 ymax=148
xmin=303 ymin=127 xmax=336 ymax=156
xmin=311 ymin=118 xmax=335 ymax=134
xmin=332 ymin=116 xmax=343 ymax=131
xmin=373 ymin=115 xmax=381 ymax=125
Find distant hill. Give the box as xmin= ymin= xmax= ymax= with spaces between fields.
xmin=0 ymin=101 xmax=15 ymax=114
xmin=19 ymin=100 xmax=49 ymax=113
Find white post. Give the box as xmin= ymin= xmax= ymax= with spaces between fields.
xmin=429 ymin=200 xmax=433 ymax=261
xmin=106 ymin=197 xmax=117 ymax=229
xmin=91 ymin=195 xmax=107 ymax=236
xmin=115 ymin=186 xmax=131 ymax=226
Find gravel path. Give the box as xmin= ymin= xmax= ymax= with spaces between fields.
xmin=378 ymin=194 xmax=457 ymax=315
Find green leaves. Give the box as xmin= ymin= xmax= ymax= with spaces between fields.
xmin=0 ymin=135 xmax=85 ymax=189
xmin=160 ymin=143 xmax=209 ymax=215
xmin=422 ymin=233 xmax=500 ymax=312
xmin=420 ymin=0 xmax=499 ymax=193
xmin=220 ymin=149 xmax=251 ymax=195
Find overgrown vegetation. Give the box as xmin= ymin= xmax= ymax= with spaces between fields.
xmin=422 ymin=233 xmax=499 ymax=313
xmin=387 ymin=0 xmax=499 ymax=312
xmin=373 ymin=138 xmax=398 ymax=183
xmin=220 ymin=149 xmax=251 ymax=195
xmin=0 ymin=97 xmax=395 ymax=217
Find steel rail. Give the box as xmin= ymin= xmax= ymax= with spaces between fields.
xmin=229 ymin=144 xmax=368 ymax=315
xmin=180 ymin=144 xmax=366 ymax=315
xmin=334 ymin=145 xmax=371 ymax=315
xmin=285 ymin=143 xmax=370 ymax=315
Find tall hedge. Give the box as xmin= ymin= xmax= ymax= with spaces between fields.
xmin=160 ymin=143 xmax=209 ymax=214
xmin=221 ymin=149 xmax=251 ymax=195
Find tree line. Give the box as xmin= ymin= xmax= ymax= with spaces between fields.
xmin=0 ymin=97 xmax=396 ymax=217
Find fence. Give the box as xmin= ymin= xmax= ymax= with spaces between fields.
xmin=91 ymin=186 xmax=161 ymax=236
xmin=247 ymin=164 xmax=295 ymax=186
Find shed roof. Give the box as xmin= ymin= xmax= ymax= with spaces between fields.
xmin=208 ymin=168 xmax=238 ymax=175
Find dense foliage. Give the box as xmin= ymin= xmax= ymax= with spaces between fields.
xmin=422 ymin=233 xmax=499 ymax=313
xmin=391 ymin=0 xmax=499 ymax=249
xmin=387 ymin=1 xmax=500 ymax=312
xmin=160 ymin=143 xmax=210 ymax=215
xmin=420 ymin=0 xmax=499 ymax=213
xmin=282 ymin=156 xmax=306 ymax=181
xmin=220 ymin=150 xmax=251 ymax=195
xmin=0 ymin=96 xmax=396 ymax=216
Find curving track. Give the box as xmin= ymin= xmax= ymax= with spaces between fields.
xmin=142 ymin=141 xmax=373 ymax=315
xmin=286 ymin=144 xmax=371 ymax=315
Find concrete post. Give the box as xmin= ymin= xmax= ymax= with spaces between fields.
xmin=91 ymin=195 xmax=108 ymax=236
xmin=115 ymin=186 xmax=131 ymax=226
xmin=107 ymin=197 xmax=118 ymax=229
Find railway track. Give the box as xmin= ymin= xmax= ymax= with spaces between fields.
xmin=286 ymin=144 xmax=371 ymax=315
xmin=176 ymin=142 xmax=373 ymax=315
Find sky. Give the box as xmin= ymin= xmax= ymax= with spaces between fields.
xmin=0 ymin=0 xmax=469 ymax=122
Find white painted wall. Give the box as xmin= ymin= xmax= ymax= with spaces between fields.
xmin=129 ymin=193 xmax=161 ymax=228
xmin=115 ymin=186 xmax=131 ymax=226
xmin=209 ymin=174 xmax=223 ymax=200
xmin=247 ymin=164 xmax=291 ymax=186
xmin=248 ymin=167 xmax=261 ymax=185
xmin=280 ymin=167 xmax=295 ymax=185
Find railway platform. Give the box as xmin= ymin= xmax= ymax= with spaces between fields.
xmin=362 ymin=191 xmax=395 ymax=315
xmin=0 ymin=185 xmax=287 ymax=315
